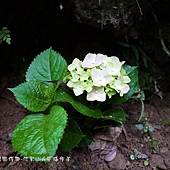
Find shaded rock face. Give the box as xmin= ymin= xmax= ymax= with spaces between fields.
xmin=74 ymin=0 xmax=150 ymax=38
xmin=73 ymin=0 xmax=170 ymax=83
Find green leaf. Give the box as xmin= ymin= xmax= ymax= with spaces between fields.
xmin=77 ymin=128 xmax=94 ymax=147
xmin=0 ymin=34 xmax=4 ymax=39
xmin=12 ymin=105 xmax=68 ymax=159
xmin=102 ymin=108 xmax=126 ymax=125
xmin=144 ymin=160 xmax=149 ymax=166
xmin=26 ymin=48 xmax=67 ymax=82
xmin=60 ymin=119 xmax=85 ymax=152
xmin=135 ymin=124 xmax=144 ymax=130
xmin=6 ymin=38 xmax=11 ymax=45
xmin=2 ymin=27 xmax=9 ymax=33
xmin=0 ymin=27 xmax=11 ymax=45
xmin=107 ymin=65 xmax=139 ymax=104
xmin=9 ymin=81 xmax=55 ymax=112
xmin=55 ymin=88 xmax=102 ymax=118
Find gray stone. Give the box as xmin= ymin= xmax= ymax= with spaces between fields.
xmin=108 ymin=153 xmax=126 ymax=170
xmin=151 ymin=154 xmax=167 ymax=170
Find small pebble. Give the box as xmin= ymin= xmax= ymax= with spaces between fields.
xmin=8 ymin=133 xmax=12 ymax=139
xmin=104 ymin=147 xmax=117 ymax=162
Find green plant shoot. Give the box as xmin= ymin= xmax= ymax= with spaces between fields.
xmin=0 ymin=27 xmax=11 ymax=45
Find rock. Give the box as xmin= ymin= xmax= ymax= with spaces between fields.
xmin=164 ymin=157 xmax=170 ymax=167
xmin=73 ymin=0 xmax=150 ymax=39
xmin=136 ymin=151 xmax=148 ymax=159
xmin=88 ymin=139 xmax=106 ymax=151
xmin=151 ymin=154 xmax=167 ymax=170
xmin=159 ymin=147 xmax=169 ymax=155
xmin=95 ymin=127 xmax=122 ymax=142
xmin=104 ymin=147 xmax=117 ymax=162
xmin=108 ymin=153 xmax=126 ymax=170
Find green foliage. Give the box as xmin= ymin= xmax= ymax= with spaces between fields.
xmin=9 ymin=47 xmax=139 ymax=161
xmin=77 ymin=128 xmax=94 ymax=147
xmin=135 ymin=123 xmax=154 ymax=133
xmin=139 ymin=73 xmax=154 ymax=92
xmin=118 ymin=41 xmax=155 ymax=96
xmin=130 ymin=149 xmax=138 ymax=160
xmin=12 ymin=106 xmax=67 ymax=159
xmin=165 ymin=120 xmax=170 ymax=126
xmin=118 ymin=41 xmax=147 ymax=68
xmin=102 ymin=108 xmax=126 ymax=125
xmin=0 ymin=27 xmax=11 ymax=45
xmin=55 ymin=87 xmax=102 ymax=118
xmin=9 ymin=81 xmax=55 ymax=112
xmin=26 ymin=48 xmax=67 ymax=82
xmin=60 ymin=119 xmax=85 ymax=152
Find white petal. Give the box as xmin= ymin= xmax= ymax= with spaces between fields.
xmin=82 ymin=53 xmax=96 ymax=68
xmin=92 ymin=68 xmax=112 ymax=87
xmin=87 ymin=91 xmax=96 ymax=101
xmin=123 ymin=76 xmax=131 ymax=83
xmin=73 ymin=87 xmax=84 ymax=96
xmin=121 ymin=84 xmax=130 ymax=94
xmin=67 ymin=81 xmax=74 ymax=88
xmin=87 ymin=87 xmax=106 ymax=102
xmin=96 ymin=90 xmax=106 ymax=101
xmin=94 ymin=53 xmax=105 ymax=66
xmin=92 ymin=68 xmax=102 ymax=86
xmin=68 ymin=58 xmax=81 ymax=71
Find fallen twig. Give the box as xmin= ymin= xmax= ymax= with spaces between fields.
xmin=122 ymin=126 xmax=128 ymax=141
xmin=135 ymin=0 xmax=143 ymax=16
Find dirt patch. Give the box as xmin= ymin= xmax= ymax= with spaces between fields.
xmin=0 ymin=73 xmax=170 ymax=170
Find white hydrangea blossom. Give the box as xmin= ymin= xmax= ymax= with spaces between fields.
xmin=64 ymin=53 xmax=131 ymax=102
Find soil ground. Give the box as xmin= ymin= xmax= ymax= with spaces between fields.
xmin=0 ymin=73 xmax=170 ymax=170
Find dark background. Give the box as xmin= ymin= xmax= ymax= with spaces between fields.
xmin=1 ymin=0 xmax=170 ymax=92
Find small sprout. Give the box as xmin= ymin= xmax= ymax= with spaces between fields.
xmin=130 ymin=149 xmax=138 ymax=160
xmin=144 ymin=123 xmax=154 ymax=133
xmin=134 ymin=149 xmax=138 ymax=156
xmin=135 ymin=124 xmax=144 ymax=130
xmin=135 ymin=123 xmax=154 ymax=133
xmin=130 ymin=154 xmax=135 ymax=160
xmin=164 ymin=120 xmax=170 ymax=126
xmin=130 ymin=149 xmax=148 ymax=161
xmin=144 ymin=160 xmax=149 ymax=166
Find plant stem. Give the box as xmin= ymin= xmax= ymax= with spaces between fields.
xmin=138 ymin=99 xmax=145 ymax=122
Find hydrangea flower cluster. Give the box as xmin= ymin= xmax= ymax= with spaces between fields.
xmin=64 ymin=53 xmax=131 ymax=102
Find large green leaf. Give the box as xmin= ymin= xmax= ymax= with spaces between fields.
xmin=107 ymin=65 xmax=139 ymax=104
xmin=11 ymin=105 xmax=67 ymax=159
xmin=55 ymin=88 xmax=102 ymax=118
xmin=102 ymin=108 xmax=126 ymax=125
xmin=26 ymin=48 xmax=67 ymax=82
xmin=94 ymin=108 xmax=125 ymax=128
xmin=60 ymin=119 xmax=85 ymax=152
xmin=9 ymin=81 xmax=55 ymax=112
